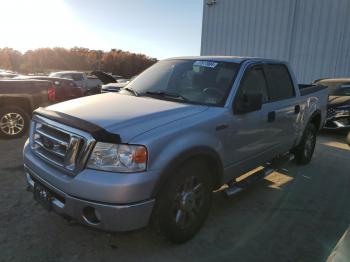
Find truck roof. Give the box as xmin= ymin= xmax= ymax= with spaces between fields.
xmin=0 ymin=79 xmax=52 ymax=88
xmin=51 ymin=71 xmax=85 ymax=74
xmin=167 ymin=56 xmax=286 ymax=64
xmin=15 ymin=76 xmax=74 ymax=81
xmin=0 ymin=79 xmax=51 ymax=83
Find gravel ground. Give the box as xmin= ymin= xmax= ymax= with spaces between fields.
xmin=1 ymin=133 xmax=350 ymax=262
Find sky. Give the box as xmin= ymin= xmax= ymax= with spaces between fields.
xmin=0 ymin=0 xmax=203 ymax=59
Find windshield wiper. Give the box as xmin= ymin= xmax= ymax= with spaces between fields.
xmin=145 ymin=91 xmax=188 ymax=102
xmin=123 ymin=87 xmax=139 ymax=96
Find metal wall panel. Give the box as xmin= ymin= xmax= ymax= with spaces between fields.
xmin=201 ymin=0 xmax=350 ymax=83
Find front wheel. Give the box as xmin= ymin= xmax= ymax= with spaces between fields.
xmin=152 ymin=160 xmax=213 ymax=243
xmin=294 ymin=123 xmax=317 ymax=165
xmin=0 ymin=106 xmax=30 ymax=139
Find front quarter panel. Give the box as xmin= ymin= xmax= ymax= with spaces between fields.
xmin=129 ymin=107 xmax=229 ymax=182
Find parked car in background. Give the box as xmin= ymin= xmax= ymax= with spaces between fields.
xmin=112 ymin=74 xmax=124 ymax=81
xmin=314 ymin=78 xmax=350 ymax=130
xmin=90 ymin=70 xmax=117 ymax=85
xmin=116 ymin=78 xmax=129 ymax=83
xmin=0 ymin=70 xmax=18 ymax=79
xmin=92 ymin=71 xmax=130 ymax=93
xmin=23 ymin=57 xmax=328 ymax=243
xmin=14 ymin=76 xmax=84 ymax=102
xmin=0 ymin=80 xmax=54 ymax=138
xmin=101 ymin=82 xmax=128 ymax=93
xmin=49 ymin=71 xmax=102 ymax=95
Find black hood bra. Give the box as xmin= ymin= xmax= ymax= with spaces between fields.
xmin=34 ymin=107 xmax=121 ymax=143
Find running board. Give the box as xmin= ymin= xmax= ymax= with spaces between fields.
xmin=224 ymin=153 xmax=294 ymax=197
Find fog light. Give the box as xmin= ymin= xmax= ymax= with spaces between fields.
xmin=82 ymin=207 xmax=101 ymax=225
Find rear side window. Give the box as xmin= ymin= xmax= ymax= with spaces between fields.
xmin=72 ymin=74 xmax=84 ymax=81
xmin=237 ymin=66 xmax=269 ymax=103
xmin=264 ymin=64 xmax=295 ymax=101
xmin=61 ymin=74 xmax=72 ymax=80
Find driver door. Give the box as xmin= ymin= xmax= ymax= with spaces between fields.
xmin=224 ymin=64 xmax=281 ymax=179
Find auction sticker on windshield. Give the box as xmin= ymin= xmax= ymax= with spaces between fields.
xmin=193 ymin=61 xmax=218 ymax=68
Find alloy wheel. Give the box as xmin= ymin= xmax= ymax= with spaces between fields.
xmin=173 ymin=176 xmax=205 ymax=229
xmin=0 ymin=113 xmax=25 ymax=136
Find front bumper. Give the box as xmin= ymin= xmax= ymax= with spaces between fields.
xmin=25 ymin=165 xmax=155 ymax=231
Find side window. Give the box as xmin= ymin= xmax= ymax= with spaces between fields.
xmin=72 ymin=74 xmax=84 ymax=81
xmin=62 ymin=74 xmax=73 ymax=80
xmin=264 ymin=64 xmax=295 ymax=101
xmin=237 ymin=66 xmax=269 ymax=103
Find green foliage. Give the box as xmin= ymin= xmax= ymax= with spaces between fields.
xmin=0 ymin=47 xmax=157 ymax=78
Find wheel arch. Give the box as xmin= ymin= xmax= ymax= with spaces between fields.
xmin=0 ymin=97 xmax=32 ymax=115
xmin=151 ymin=146 xmax=224 ymax=197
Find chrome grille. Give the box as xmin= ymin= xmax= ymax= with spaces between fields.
xmin=30 ymin=116 xmax=95 ymax=175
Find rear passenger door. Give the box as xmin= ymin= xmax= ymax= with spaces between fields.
xmin=262 ymin=64 xmax=299 ymax=152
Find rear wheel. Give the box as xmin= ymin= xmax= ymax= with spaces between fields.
xmin=294 ymin=123 xmax=317 ymax=165
xmin=152 ymin=160 xmax=213 ymax=243
xmin=0 ymin=106 xmax=30 ymax=139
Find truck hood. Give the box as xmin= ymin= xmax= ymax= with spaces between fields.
xmin=46 ymin=93 xmax=208 ymax=142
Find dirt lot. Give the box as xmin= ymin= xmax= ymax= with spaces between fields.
xmin=1 ymin=133 xmax=350 ymax=262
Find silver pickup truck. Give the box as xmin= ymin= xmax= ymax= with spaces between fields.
xmin=23 ymin=57 xmax=328 ymax=243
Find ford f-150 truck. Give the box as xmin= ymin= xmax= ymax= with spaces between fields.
xmin=23 ymin=57 xmax=328 ymax=243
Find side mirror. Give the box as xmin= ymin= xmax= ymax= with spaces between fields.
xmin=235 ymin=93 xmax=263 ymax=114
xmin=347 ymin=132 xmax=350 ymax=146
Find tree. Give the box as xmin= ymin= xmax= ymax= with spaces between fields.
xmin=0 ymin=47 xmax=157 ymax=77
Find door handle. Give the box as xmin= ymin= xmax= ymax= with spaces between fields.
xmin=268 ymin=111 xmax=276 ymax=122
xmin=295 ymin=105 xmax=301 ymax=114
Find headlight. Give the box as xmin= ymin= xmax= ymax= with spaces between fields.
xmin=87 ymin=143 xmax=147 ymax=172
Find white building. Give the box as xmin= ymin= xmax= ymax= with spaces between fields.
xmin=201 ymin=0 xmax=350 ymax=83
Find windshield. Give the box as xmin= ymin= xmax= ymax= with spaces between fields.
xmin=329 ymin=85 xmax=350 ymax=96
xmin=123 ymin=59 xmax=240 ymax=106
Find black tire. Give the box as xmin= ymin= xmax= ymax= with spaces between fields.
xmin=0 ymin=106 xmax=30 ymax=139
xmin=294 ymin=123 xmax=317 ymax=165
xmin=152 ymin=160 xmax=213 ymax=243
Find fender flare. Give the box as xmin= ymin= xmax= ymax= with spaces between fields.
xmin=0 ymin=96 xmax=33 ymax=114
